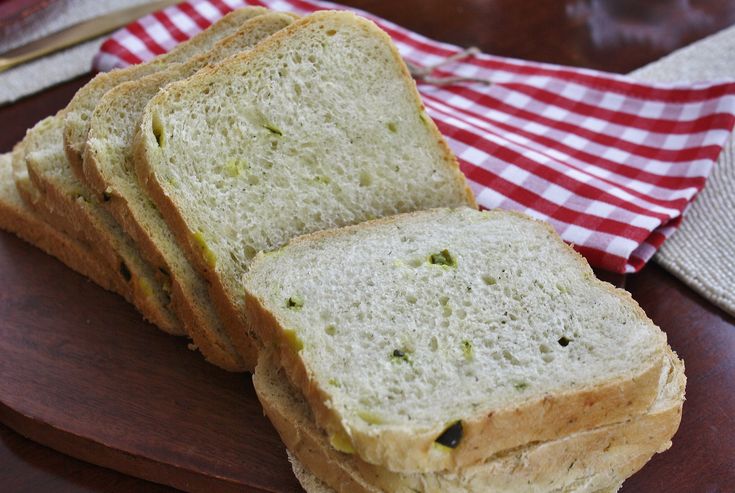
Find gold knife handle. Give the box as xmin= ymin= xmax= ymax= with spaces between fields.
xmin=0 ymin=0 xmax=180 ymax=75
xmin=0 ymin=57 xmax=17 ymax=74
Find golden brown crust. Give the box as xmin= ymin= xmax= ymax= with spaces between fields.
xmin=255 ymin=349 xmax=684 ymax=493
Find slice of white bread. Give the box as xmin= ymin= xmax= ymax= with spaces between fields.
xmin=22 ymin=117 xmax=180 ymax=333
xmin=133 ymin=10 xmax=475 ymax=367
xmin=255 ymin=348 xmax=684 ymax=493
xmin=243 ymin=208 xmax=668 ymax=472
xmin=63 ymin=6 xmax=270 ymax=177
xmin=80 ymin=13 xmax=297 ymax=371
xmin=0 ymin=153 xmax=119 ymax=292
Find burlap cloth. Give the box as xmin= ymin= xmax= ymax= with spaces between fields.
xmin=631 ymin=25 xmax=735 ymax=316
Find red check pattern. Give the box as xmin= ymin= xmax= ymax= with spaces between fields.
xmin=93 ymin=0 xmax=735 ymax=273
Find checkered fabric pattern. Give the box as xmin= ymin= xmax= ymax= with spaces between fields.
xmin=93 ymin=0 xmax=735 ymax=273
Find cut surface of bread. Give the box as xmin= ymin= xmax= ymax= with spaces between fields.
xmin=255 ymin=348 xmax=684 ymax=492
xmin=63 ymin=6 xmax=269 ymax=177
xmin=0 ymin=153 xmax=118 ymax=292
xmin=134 ymin=10 xmax=475 ymax=366
xmin=22 ymin=117 xmax=180 ymax=333
xmin=82 ymin=13 xmax=297 ymax=371
xmin=244 ymin=207 xmax=668 ymax=472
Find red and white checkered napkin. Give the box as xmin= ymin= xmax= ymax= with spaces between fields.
xmin=94 ymin=0 xmax=735 ymax=274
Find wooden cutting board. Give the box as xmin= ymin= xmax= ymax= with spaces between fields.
xmin=0 ymin=231 xmax=303 ymax=493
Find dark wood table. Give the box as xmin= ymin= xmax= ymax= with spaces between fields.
xmin=1 ymin=1 xmax=734 ymax=491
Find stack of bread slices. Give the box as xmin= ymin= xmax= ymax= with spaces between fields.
xmin=0 ymin=7 xmax=684 ymax=492
xmin=246 ymin=208 xmax=685 ymax=492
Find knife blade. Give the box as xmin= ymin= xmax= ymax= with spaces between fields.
xmin=0 ymin=0 xmax=181 ymax=74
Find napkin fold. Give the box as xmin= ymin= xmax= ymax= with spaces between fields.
xmin=93 ymin=0 xmax=735 ymax=274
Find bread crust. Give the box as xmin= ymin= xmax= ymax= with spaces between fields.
xmin=254 ymin=349 xmax=684 ymax=493
xmin=244 ymin=208 xmax=668 ymax=473
xmin=83 ymin=70 xmax=246 ymax=371
xmin=80 ymin=13 xmax=300 ymax=372
xmin=25 ymin=144 xmax=182 ymax=334
xmin=1 ymin=153 xmax=120 ymax=293
xmin=62 ymin=7 xmax=271 ymax=178
xmin=133 ymin=10 xmax=476 ymax=371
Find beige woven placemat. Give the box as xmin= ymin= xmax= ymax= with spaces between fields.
xmin=631 ymin=24 xmax=735 ymax=316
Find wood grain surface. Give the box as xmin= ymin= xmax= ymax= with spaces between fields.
xmin=1 ymin=1 xmax=734 ymax=492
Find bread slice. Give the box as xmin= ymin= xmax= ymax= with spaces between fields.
xmin=254 ymin=348 xmax=684 ymax=492
xmin=14 ymin=8 xmax=275 ymax=343
xmin=293 ymin=453 xmax=623 ymax=493
xmin=80 ymin=13 xmax=297 ymax=371
xmin=133 ymin=10 xmax=475 ymax=367
xmin=63 ymin=6 xmax=270 ymax=178
xmin=0 ymin=153 xmax=119 ymax=292
xmin=243 ymin=207 xmax=668 ymax=472
xmin=21 ymin=117 xmax=180 ymax=333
